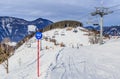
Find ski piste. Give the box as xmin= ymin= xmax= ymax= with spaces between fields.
xmin=0 ymin=27 xmax=120 ymax=79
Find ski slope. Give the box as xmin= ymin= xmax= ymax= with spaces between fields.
xmin=46 ymin=41 xmax=120 ymax=79
xmin=43 ymin=27 xmax=89 ymax=46
xmin=0 ymin=27 xmax=120 ymax=79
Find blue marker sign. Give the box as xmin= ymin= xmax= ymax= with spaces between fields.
xmin=35 ymin=32 xmax=42 ymax=40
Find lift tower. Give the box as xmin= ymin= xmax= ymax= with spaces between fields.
xmin=91 ymin=7 xmax=113 ymax=44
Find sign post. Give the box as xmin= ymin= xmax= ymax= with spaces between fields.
xmin=35 ymin=32 xmax=42 ymax=77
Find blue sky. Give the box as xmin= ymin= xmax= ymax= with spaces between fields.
xmin=0 ymin=0 xmax=120 ymax=26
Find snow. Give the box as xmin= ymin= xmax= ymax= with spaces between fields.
xmin=0 ymin=27 xmax=120 ymax=79
xmin=45 ymin=39 xmax=120 ymax=79
xmin=28 ymin=25 xmax=36 ymax=33
xmin=43 ymin=27 xmax=89 ymax=47
xmin=7 ymin=42 xmax=17 ymax=46
xmin=6 ymin=24 xmax=12 ymax=34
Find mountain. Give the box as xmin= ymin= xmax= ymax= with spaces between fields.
xmin=0 ymin=16 xmax=53 ymax=42
xmin=84 ymin=26 xmax=95 ymax=30
xmin=84 ymin=25 xmax=120 ymax=36
xmin=30 ymin=18 xmax=53 ymax=29
xmin=103 ymin=26 xmax=120 ymax=36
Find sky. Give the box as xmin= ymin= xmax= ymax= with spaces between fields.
xmin=0 ymin=0 xmax=120 ymax=26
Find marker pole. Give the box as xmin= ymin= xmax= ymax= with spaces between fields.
xmin=37 ymin=40 xmax=40 ymax=77
xmin=35 ymin=32 xmax=42 ymax=77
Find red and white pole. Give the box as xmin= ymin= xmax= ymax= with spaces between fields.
xmin=37 ymin=40 xmax=40 ymax=77
xmin=35 ymin=32 xmax=42 ymax=77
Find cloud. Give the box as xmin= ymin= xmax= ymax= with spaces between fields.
xmin=0 ymin=0 xmax=120 ymax=26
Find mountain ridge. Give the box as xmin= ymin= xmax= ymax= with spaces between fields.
xmin=84 ymin=25 xmax=120 ymax=36
xmin=0 ymin=16 xmax=53 ymax=42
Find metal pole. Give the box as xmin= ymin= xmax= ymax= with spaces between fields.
xmin=35 ymin=32 xmax=42 ymax=77
xmin=91 ymin=7 xmax=113 ymax=45
xmin=100 ymin=16 xmax=103 ymax=44
xmin=40 ymin=40 xmax=42 ymax=50
xmin=37 ymin=40 xmax=40 ymax=77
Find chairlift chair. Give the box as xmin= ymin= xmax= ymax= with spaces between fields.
xmin=61 ymin=31 xmax=65 ymax=36
xmin=73 ymin=28 xmax=78 ymax=33
xmin=54 ymin=31 xmax=59 ymax=35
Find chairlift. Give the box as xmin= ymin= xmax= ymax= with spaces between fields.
xmin=93 ymin=23 xmax=99 ymax=26
xmin=73 ymin=28 xmax=78 ymax=33
xmin=61 ymin=31 xmax=65 ymax=36
xmin=54 ymin=31 xmax=59 ymax=35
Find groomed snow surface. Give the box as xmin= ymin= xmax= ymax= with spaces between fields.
xmin=0 ymin=27 xmax=120 ymax=79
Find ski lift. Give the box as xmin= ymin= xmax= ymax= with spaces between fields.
xmin=54 ymin=31 xmax=59 ymax=35
xmin=73 ymin=28 xmax=78 ymax=33
xmin=61 ymin=31 xmax=65 ymax=36
xmin=93 ymin=23 xmax=99 ymax=26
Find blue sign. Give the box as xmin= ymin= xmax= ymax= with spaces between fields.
xmin=35 ymin=32 xmax=42 ymax=40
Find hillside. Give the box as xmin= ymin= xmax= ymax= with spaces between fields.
xmin=0 ymin=16 xmax=53 ymax=42
xmin=42 ymin=20 xmax=83 ymax=34
xmin=0 ymin=27 xmax=120 ymax=79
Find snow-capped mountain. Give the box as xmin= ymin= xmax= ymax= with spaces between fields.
xmin=0 ymin=27 xmax=120 ymax=79
xmin=84 ymin=26 xmax=120 ymax=36
xmin=103 ymin=26 xmax=120 ymax=36
xmin=0 ymin=16 xmax=53 ymax=42
xmin=84 ymin=26 xmax=95 ymax=31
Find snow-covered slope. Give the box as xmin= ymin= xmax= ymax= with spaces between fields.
xmin=1 ymin=27 xmax=120 ymax=79
xmin=46 ymin=40 xmax=120 ymax=79
xmin=43 ymin=27 xmax=89 ymax=47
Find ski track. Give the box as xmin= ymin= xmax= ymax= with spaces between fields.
xmin=45 ymin=47 xmax=118 ymax=79
xmin=46 ymin=48 xmax=89 ymax=79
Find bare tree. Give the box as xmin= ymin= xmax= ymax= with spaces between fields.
xmin=88 ymin=31 xmax=99 ymax=44
xmin=1 ymin=37 xmax=11 ymax=74
xmin=3 ymin=53 xmax=9 ymax=73
xmin=1 ymin=37 xmax=10 ymax=44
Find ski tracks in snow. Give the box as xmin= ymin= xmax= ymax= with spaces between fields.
xmin=45 ymin=48 xmax=88 ymax=79
xmin=44 ymin=47 xmax=118 ymax=79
